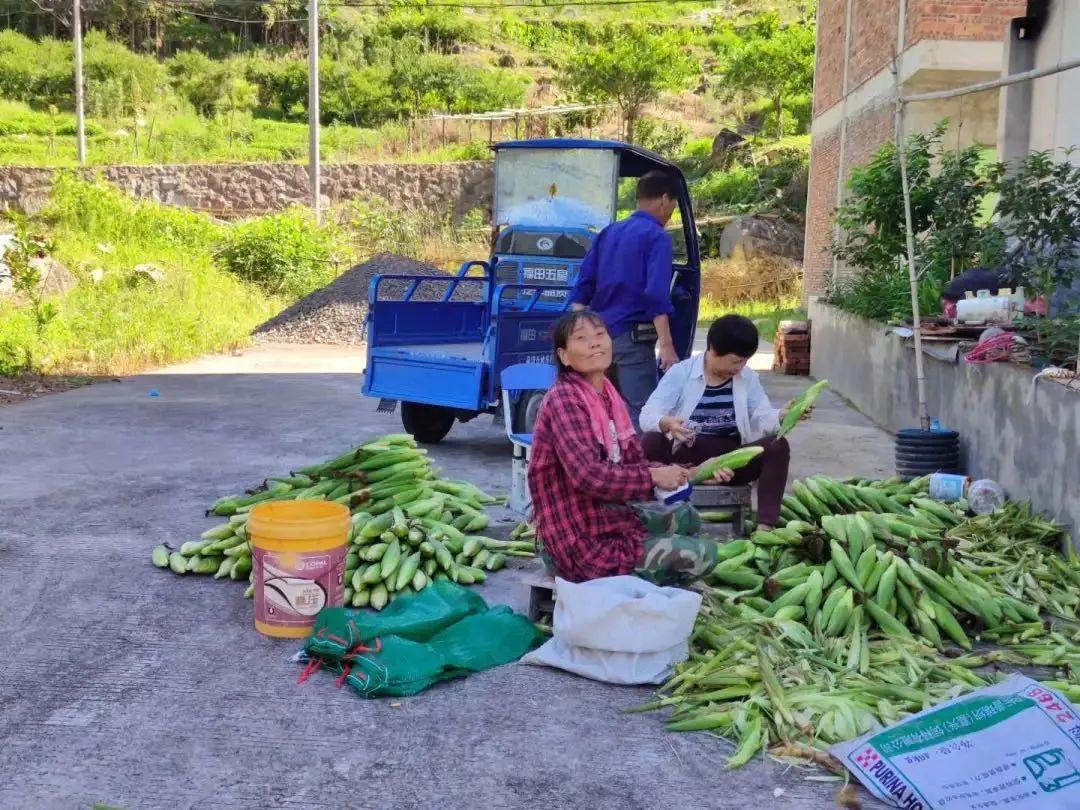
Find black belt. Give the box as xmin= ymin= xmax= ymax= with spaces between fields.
xmin=629 ymin=323 xmax=658 ymax=343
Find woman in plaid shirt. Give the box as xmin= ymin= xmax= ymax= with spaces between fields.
xmin=527 ymin=311 xmax=718 ymax=584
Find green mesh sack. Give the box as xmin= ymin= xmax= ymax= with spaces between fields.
xmin=305 ymin=580 xmax=487 ymax=660
xmin=426 ymin=606 xmax=542 ymax=671
xmin=301 ymin=581 xmax=542 ymax=698
xmin=342 ymin=636 xmax=468 ymax=698
xmin=631 ymin=500 xmax=701 ymax=537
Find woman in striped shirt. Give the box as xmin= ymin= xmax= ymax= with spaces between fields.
xmin=639 ymin=315 xmax=811 ymax=529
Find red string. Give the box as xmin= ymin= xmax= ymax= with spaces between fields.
xmin=296 ymin=656 xmax=324 ymax=685
xmin=335 ymin=664 xmax=352 ymax=688
xmin=965 ymin=333 xmax=1018 ymax=364
xmin=343 ymin=636 xmax=383 ymax=661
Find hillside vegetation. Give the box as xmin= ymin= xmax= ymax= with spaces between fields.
xmin=0 ymin=2 xmax=815 ymax=185
xmin=1 ymin=2 xmax=813 ymax=377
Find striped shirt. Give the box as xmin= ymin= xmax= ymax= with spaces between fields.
xmin=689 ymin=379 xmax=741 ymax=440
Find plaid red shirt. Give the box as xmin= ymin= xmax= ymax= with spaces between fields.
xmin=528 ymin=375 xmax=655 ymax=582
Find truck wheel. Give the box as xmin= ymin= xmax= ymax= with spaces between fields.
xmin=515 ymin=390 xmax=546 ymax=434
xmin=401 ymin=402 xmax=455 ymax=444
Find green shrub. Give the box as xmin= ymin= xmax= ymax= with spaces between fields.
xmin=0 ymin=99 xmax=103 ymax=137
xmin=320 ymin=64 xmax=400 ymax=126
xmin=167 ymin=51 xmax=242 ymax=116
xmin=633 ymin=117 xmax=689 ymax=159
xmin=0 ymin=31 xmax=72 ymax=107
xmin=682 ymin=137 xmax=713 ymax=161
xmin=83 ymin=31 xmax=169 ymax=116
xmin=376 ymin=10 xmax=482 ymax=53
xmin=246 ymin=57 xmax=308 ymax=119
xmin=337 ymin=196 xmax=427 ymax=258
xmin=693 ymin=166 xmax=760 ymax=210
xmin=0 ymin=175 xmax=276 ymax=375
xmin=45 ymin=173 xmax=221 ymax=250
xmin=216 ymin=208 xmax=343 ymax=298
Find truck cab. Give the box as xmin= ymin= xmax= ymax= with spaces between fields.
xmin=362 ymin=138 xmax=701 ymax=443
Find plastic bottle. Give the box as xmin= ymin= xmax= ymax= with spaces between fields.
xmin=967 ymin=479 xmax=1006 ymax=515
xmin=929 ymin=474 xmax=1005 ymax=514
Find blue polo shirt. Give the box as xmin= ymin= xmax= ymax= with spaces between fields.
xmin=569 ymin=210 xmax=675 ymax=337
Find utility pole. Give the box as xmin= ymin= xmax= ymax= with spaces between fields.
xmin=73 ymin=0 xmax=86 ymax=164
xmin=307 ymin=0 xmax=321 ymax=223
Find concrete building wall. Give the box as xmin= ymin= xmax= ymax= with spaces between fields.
xmin=1027 ymin=1 xmax=1080 ymax=157
xmin=809 ymin=301 xmax=1080 ymax=547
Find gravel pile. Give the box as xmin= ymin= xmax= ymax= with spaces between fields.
xmin=254 ymin=253 xmax=481 ymax=345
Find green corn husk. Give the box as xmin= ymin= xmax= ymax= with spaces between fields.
xmin=691 ymin=447 xmax=765 ymax=485
xmin=776 ymin=379 xmax=828 ymax=438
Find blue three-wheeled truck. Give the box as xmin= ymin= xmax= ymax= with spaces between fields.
xmin=361 ymin=138 xmax=701 ymax=443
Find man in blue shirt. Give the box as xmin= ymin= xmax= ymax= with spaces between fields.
xmin=570 ymin=170 xmax=680 ymax=426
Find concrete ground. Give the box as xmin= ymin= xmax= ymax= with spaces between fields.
xmin=0 ymin=342 xmax=894 ymax=810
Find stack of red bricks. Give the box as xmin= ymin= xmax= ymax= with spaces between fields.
xmin=773 ymin=321 xmax=811 ymax=376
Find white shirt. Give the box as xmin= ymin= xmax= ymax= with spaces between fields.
xmin=639 ymin=354 xmax=781 ymax=443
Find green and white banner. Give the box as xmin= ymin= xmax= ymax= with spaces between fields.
xmin=832 ymin=674 xmax=1080 ymax=809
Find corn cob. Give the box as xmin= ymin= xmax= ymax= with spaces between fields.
xmin=690 ymin=447 xmax=765 ymax=484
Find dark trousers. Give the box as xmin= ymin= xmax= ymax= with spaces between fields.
xmin=641 ymin=432 xmax=791 ymax=526
xmin=611 ymin=331 xmax=657 ymax=431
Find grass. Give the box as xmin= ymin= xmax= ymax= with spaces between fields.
xmin=698 ymin=294 xmax=805 ymax=342
xmin=0 ymin=176 xmax=494 ymax=376
xmin=0 ymin=176 xmax=280 ymax=375
xmin=0 ymin=99 xmax=497 ymax=166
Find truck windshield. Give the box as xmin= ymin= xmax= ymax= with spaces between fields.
xmin=495 ymin=148 xmax=619 ymax=230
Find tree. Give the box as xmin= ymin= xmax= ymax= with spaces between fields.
xmin=561 ymin=24 xmax=695 ymax=142
xmin=718 ymin=20 xmax=815 ymax=140
xmin=989 ymin=150 xmax=1080 ymax=302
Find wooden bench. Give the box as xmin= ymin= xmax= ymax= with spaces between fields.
xmin=520 ymin=563 xmax=556 ymax=622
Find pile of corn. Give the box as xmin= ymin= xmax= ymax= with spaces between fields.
xmin=635 ymin=475 xmax=1080 ymax=769
xmin=151 ymin=433 xmax=533 ymax=607
xmin=346 ymin=505 xmax=536 ymax=609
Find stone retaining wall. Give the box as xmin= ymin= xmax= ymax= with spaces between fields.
xmin=0 ymin=161 xmax=494 ymax=220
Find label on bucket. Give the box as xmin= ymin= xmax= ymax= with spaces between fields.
xmin=929 ymin=473 xmax=968 ymax=502
xmin=253 ymin=545 xmax=345 ymax=628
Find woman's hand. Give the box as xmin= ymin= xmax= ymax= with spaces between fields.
xmin=650 ymin=465 xmax=689 ymax=491
xmin=659 ymin=415 xmax=695 ymax=445
xmin=692 ymin=464 xmax=735 ymax=484
xmin=780 ymin=401 xmax=814 ymax=424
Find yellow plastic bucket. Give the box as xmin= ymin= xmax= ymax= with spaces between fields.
xmin=248 ymin=500 xmax=350 ymax=638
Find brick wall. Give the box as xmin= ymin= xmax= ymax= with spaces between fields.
xmin=906 ymin=1 xmax=1025 ymax=46
xmin=847 ymin=0 xmax=900 ymax=92
xmin=814 ymin=0 xmax=849 ymax=116
xmin=803 ymin=128 xmax=841 ymax=296
xmin=804 ymin=102 xmax=895 ymax=295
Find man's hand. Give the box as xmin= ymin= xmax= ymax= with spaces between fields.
xmin=692 ymin=464 xmax=734 ymax=484
xmin=650 ymin=465 xmax=689 ymax=491
xmin=659 ymin=416 xmax=695 ymax=445
xmin=658 ymin=341 xmax=679 ymax=371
